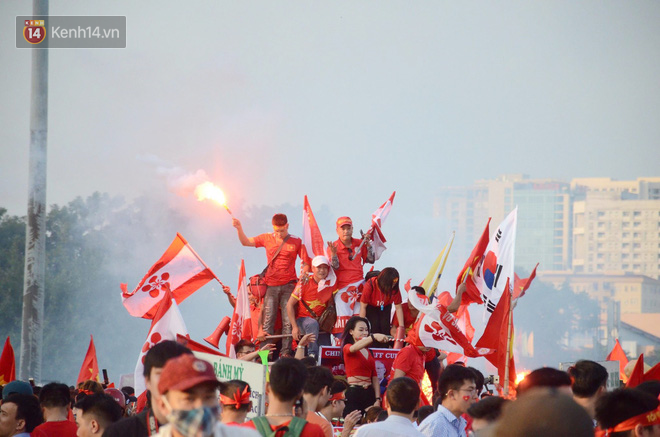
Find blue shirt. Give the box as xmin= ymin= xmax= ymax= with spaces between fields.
xmin=418 ymin=405 xmax=467 ymax=437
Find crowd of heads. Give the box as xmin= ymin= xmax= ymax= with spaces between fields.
xmin=2 ymin=344 xmax=660 ymax=437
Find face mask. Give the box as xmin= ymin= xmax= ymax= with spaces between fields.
xmin=165 ymin=403 xmax=220 ymax=437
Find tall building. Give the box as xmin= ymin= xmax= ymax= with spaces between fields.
xmin=435 ymin=175 xmax=660 ymax=279
xmin=572 ymin=178 xmax=660 ymax=280
xmin=434 ymin=174 xmax=571 ymax=273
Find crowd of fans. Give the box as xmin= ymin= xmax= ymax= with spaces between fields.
xmin=2 ymin=212 xmax=659 ymax=437
xmin=1 ymin=341 xmax=659 ymax=437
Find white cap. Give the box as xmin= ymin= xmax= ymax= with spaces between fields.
xmin=312 ymin=255 xmax=330 ymax=267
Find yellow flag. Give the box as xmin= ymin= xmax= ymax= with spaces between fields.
xmin=422 ymin=232 xmax=455 ymax=297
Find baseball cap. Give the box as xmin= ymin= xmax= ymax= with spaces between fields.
xmin=2 ymin=380 xmax=33 ymax=400
xmin=312 ymin=255 xmax=331 ymax=267
xmin=158 ymin=354 xmax=221 ymax=395
xmin=336 ymin=217 xmax=352 ymax=228
xmin=104 ymin=388 xmax=126 ymax=407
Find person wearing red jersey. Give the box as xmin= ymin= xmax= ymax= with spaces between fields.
xmin=31 ymin=383 xmax=77 ymax=437
xmin=287 ymin=255 xmax=338 ymax=358
xmin=327 ymin=217 xmax=375 ymax=338
xmin=340 ymin=316 xmax=390 ymax=417
xmin=233 ymin=213 xmax=309 ymax=357
xmin=390 ymin=286 xmax=426 ymax=337
xmin=359 ymin=268 xmax=404 ymax=347
xmin=387 ymin=344 xmax=434 ymax=387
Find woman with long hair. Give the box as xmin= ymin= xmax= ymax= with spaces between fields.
xmin=359 ymin=267 xmax=404 ymax=347
xmin=340 ymin=316 xmax=390 ymax=417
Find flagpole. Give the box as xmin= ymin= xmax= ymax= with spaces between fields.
xmin=179 ymin=234 xmax=226 ymax=287
xmin=503 ymin=287 xmax=513 ymax=397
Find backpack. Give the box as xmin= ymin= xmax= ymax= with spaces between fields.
xmin=250 ymin=416 xmax=307 ymax=437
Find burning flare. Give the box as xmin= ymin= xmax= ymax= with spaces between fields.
xmin=194 ymin=182 xmax=234 ymax=217
xmin=195 ymin=182 xmax=227 ymax=205
xmin=515 ymin=370 xmax=530 ymax=386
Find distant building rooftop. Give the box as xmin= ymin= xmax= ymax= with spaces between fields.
xmin=621 ymin=313 xmax=660 ymax=341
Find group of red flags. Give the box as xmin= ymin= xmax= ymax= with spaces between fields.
xmin=1 ymin=335 xmax=101 ymax=387
xmin=8 ymin=191 xmax=652 ymax=398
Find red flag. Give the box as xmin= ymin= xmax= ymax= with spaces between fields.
xmin=301 ymin=196 xmax=325 ymax=266
xmin=77 ymin=336 xmax=100 ymax=385
xmin=133 ymin=289 xmax=188 ymax=397
xmin=626 ymin=354 xmax=645 ymax=388
xmin=403 ymin=279 xmax=412 ymax=292
xmin=226 ymin=260 xmax=253 ymax=358
xmin=643 ymin=362 xmax=660 ymax=383
xmin=606 ymin=339 xmax=628 ymax=382
xmin=475 ymin=281 xmax=516 ymax=396
xmin=512 ymin=263 xmax=538 ymax=300
xmin=121 ymin=233 xmax=219 ymax=319
xmin=0 ymin=337 xmax=16 ymax=385
xmin=457 ymin=218 xmax=490 ymax=305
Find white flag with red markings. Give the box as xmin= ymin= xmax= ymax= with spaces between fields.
xmin=367 ymin=191 xmax=395 ymax=260
xmin=301 ymin=195 xmax=325 ymax=267
xmin=226 ymin=260 xmax=253 ymax=358
xmin=121 ymin=233 xmax=218 ymax=319
xmin=469 ymin=208 xmax=517 ymax=322
xmin=371 ymin=191 xmax=395 ymax=228
xmin=407 ymin=289 xmax=490 ymax=358
xmin=133 ymin=289 xmax=188 ymax=397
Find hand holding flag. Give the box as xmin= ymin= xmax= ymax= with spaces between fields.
xmin=351 ymin=191 xmax=395 ymax=260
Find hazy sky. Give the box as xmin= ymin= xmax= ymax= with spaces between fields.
xmin=2 ymin=1 xmax=659 ymax=219
xmin=2 ymin=1 xmax=659 ymax=380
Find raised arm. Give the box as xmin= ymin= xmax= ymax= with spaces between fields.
xmin=348 ymin=333 xmax=389 ymax=353
xmin=447 ymin=282 xmax=466 ymax=313
xmin=232 ymin=218 xmax=256 ymax=247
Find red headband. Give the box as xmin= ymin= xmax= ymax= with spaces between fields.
xmin=329 ymin=392 xmax=346 ymax=402
xmin=606 ymin=406 xmax=660 ymax=434
xmin=219 ymin=386 xmax=250 ymax=408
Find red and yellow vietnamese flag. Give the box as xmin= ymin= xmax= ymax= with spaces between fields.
xmin=77 ymin=336 xmax=100 ymax=385
xmin=512 ymin=263 xmax=538 ymax=300
xmin=0 ymin=337 xmax=16 ymax=385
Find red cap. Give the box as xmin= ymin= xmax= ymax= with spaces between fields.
xmin=104 ymin=388 xmax=126 ymax=407
xmin=336 ymin=217 xmax=352 ymax=228
xmin=158 ymin=354 xmax=221 ymax=395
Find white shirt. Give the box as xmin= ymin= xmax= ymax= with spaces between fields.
xmin=355 ymin=414 xmax=425 ymax=437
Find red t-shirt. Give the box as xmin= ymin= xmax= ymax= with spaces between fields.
xmin=291 ymin=276 xmax=337 ymax=319
xmin=360 ymin=277 xmax=402 ymax=307
xmin=253 ymin=233 xmax=304 ymax=286
xmin=388 ymin=345 xmax=426 ymax=385
xmin=242 ymin=418 xmax=325 ymax=437
xmin=343 ymin=343 xmax=377 ymax=379
xmin=391 ymin=302 xmax=418 ymax=330
xmin=328 ymin=238 xmax=370 ymax=289
xmin=32 ymin=420 xmax=78 ymax=437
